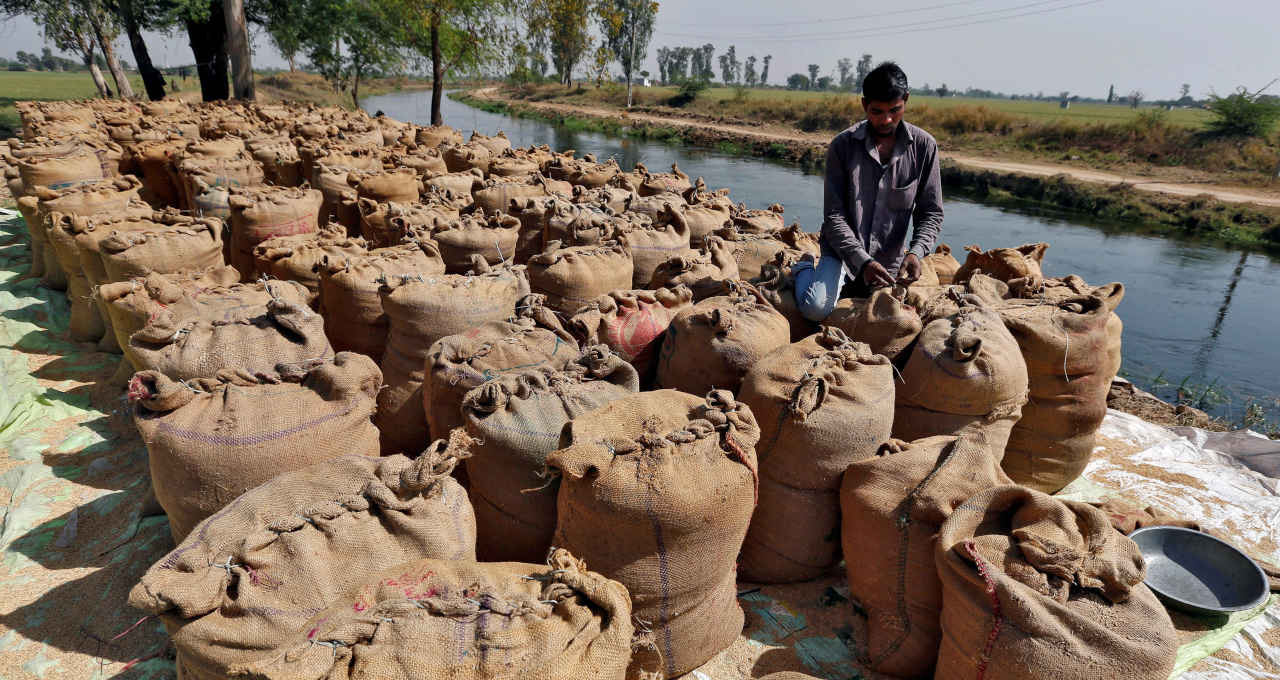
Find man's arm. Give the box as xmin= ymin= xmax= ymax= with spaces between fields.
xmin=907 ymin=139 xmax=944 ymax=260
xmin=821 ymin=136 xmax=872 ymax=274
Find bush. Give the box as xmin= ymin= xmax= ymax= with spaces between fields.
xmin=1206 ymin=88 xmax=1280 ymax=138
xmin=668 ymin=78 xmax=709 ymax=107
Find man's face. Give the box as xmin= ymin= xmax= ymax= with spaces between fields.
xmin=862 ymin=95 xmax=908 ymax=137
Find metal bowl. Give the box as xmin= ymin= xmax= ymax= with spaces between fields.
xmin=1129 ymin=526 xmax=1269 ymax=616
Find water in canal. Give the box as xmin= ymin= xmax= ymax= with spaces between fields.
xmin=363 ymin=90 xmax=1280 ymax=425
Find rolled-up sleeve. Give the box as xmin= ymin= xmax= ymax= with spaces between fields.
xmin=821 ymin=136 xmax=871 ymax=274
xmin=908 ymin=139 xmax=944 ymax=259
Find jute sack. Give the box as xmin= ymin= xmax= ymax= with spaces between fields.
xmin=350 ymin=167 xmax=421 ymax=204
xmin=952 ymin=242 xmax=1049 ymax=289
xmin=469 ymin=129 xmax=513 ymax=156
xmin=423 ymin=167 xmax=484 ymax=199
xmin=13 ymin=195 xmax=51 ymax=281
xmin=317 ymin=241 xmax=446 ymax=359
xmin=618 ymin=210 xmax=692 ymax=288
xmin=636 ymin=163 xmax=692 ymax=197
xmin=176 ymin=154 xmax=265 ymax=219
xmin=385 ymin=146 xmax=448 ymax=178
xmin=130 ymin=138 xmax=187 ymax=207
xmin=656 ymin=281 xmax=791 ymax=396
xmin=713 ymin=226 xmax=798 ymax=282
xmin=98 ymin=211 xmax=225 ymax=283
xmin=252 ymin=224 xmax=367 ymax=301
xmin=442 ymin=142 xmax=493 ymax=175
xmin=227 ymin=186 xmax=323 ymax=279
xmin=730 ymin=203 xmax=786 ymax=234
xmin=12 ymin=144 xmax=104 ymax=193
xmin=357 ymin=196 xmax=459 ymax=249
xmin=547 ymin=154 xmax=617 ymax=187
xmin=934 ymin=485 xmax=1177 ymax=680
xmin=489 ymin=150 xmax=540 ymax=178
xmin=374 ymin=264 xmax=522 ymax=455
xmin=237 ymin=549 xmax=639 ymax=680
xmin=473 ymin=175 xmax=554 ymax=216
xmin=525 ymin=240 xmax=634 ymax=315
xmin=129 ymin=352 xmax=384 ymax=541
xmin=424 ymin=297 xmax=579 ymax=444
xmin=997 ymin=286 xmax=1124 ymax=493
xmin=670 ymin=200 xmax=732 ymax=248
xmin=738 ymin=328 xmax=894 ymax=583
xmin=98 ymin=266 xmax=243 ymax=367
xmin=569 ymin=286 xmax=695 ymax=384
xmin=1011 ymin=276 xmax=1125 ymax=386
xmin=626 ymin=191 xmax=687 ymax=224
xmin=648 ymin=235 xmax=741 ymax=301
xmin=571 ymin=183 xmax=636 ymax=214
xmin=127 ymin=436 xmax=476 ymax=680
xmin=894 ymin=300 xmax=1029 ymax=456
xmin=128 ymin=280 xmax=333 ymax=379
xmin=751 ymin=252 xmax=818 ymax=342
xmin=549 ymin=389 xmax=759 ymax=677
xmin=542 ymin=199 xmax=629 ymax=246
xmin=414 ymin=124 xmax=465 ymax=148
xmin=64 ymin=198 xmax=163 ymax=348
xmin=429 ymin=213 xmax=522 ymax=273
xmin=924 ymin=243 xmax=961 ymax=285
xmin=462 ymin=348 xmax=639 ymax=562
xmin=839 ymin=432 xmax=1012 ymax=678
xmin=312 ymin=153 xmax=381 ymax=226
xmin=825 ymin=285 xmax=924 ymax=361
xmin=248 ymin=140 xmax=303 ymax=186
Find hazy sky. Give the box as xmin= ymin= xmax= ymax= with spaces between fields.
xmin=2 ymin=0 xmax=1277 ymax=100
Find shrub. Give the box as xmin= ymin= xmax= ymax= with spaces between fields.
xmin=668 ymin=78 xmax=709 ymax=107
xmin=1206 ymin=88 xmax=1280 ymax=138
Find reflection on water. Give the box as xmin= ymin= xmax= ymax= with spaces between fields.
xmin=363 ymin=90 xmax=1280 ymax=424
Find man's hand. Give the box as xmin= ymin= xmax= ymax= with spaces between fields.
xmin=897 ymin=253 xmax=922 ymax=284
xmin=861 ymin=260 xmax=895 ymax=288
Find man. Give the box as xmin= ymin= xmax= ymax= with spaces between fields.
xmin=794 ymin=61 xmax=943 ymax=322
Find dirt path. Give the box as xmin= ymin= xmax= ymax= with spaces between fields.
xmin=470 ymin=88 xmax=1280 ymax=208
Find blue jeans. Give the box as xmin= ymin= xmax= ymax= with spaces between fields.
xmin=794 ymin=249 xmax=855 ymax=322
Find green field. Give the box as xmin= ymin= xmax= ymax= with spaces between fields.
xmin=0 ymin=70 xmax=148 ymax=138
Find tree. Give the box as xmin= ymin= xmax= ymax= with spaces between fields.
xmin=300 ymin=0 xmax=406 ymax=107
xmin=528 ymin=0 xmax=591 ymax=86
xmin=717 ymin=52 xmax=729 ymax=84
xmin=595 ymin=0 xmax=658 ymax=107
xmin=786 ymin=73 xmax=807 ymax=90
xmin=698 ymin=42 xmax=713 ymax=80
xmin=743 ymin=54 xmax=756 ymax=87
xmin=816 ymin=75 xmax=832 ymax=91
xmin=806 ymin=63 xmax=818 ymax=89
xmin=224 ymin=0 xmax=253 ymax=98
xmin=590 ymin=41 xmax=609 ymax=86
xmin=717 ymin=44 xmax=739 ymax=84
xmin=78 ymin=0 xmax=133 ymax=98
xmin=669 ymin=45 xmax=691 ymax=81
xmin=264 ymin=0 xmax=305 ymax=72
xmin=836 ymin=57 xmax=853 ymax=91
xmin=1107 ymin=83 xmax=1116 ymax=104
xmin=936 ymin=83 xmax=949 ymax=97
xmin=854 ymin=53 xmax=872 ymax=91
xmin=1206 ymin=82 xmax=1280 ymax=138
xmin=17 ymin=0 xmax=113 ymax=95
xmin=760 ymin=54 xmax=770 ymax=86
xmin=111 ymin=0 xmax=167 ymax=99
xmin=1129 ymin=89 xmax=1143 ymax=109
xmin=655 ymin=45 xmax=669 ymax=83
xmin=1180 ymin=83 xmax=1191 ymax=99
xmin=391 ymin=0 xmax=514 ymax=125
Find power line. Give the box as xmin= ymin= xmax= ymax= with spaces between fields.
xmin=654 ymin=0 xmax=1103 ymax=42
xmin=660 ymin=0 xmax=986 ymax=29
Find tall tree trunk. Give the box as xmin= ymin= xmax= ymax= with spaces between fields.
xmin=625 ymin=29 xmax=635 ymax=108
xmin=288 ymin=55 xmax=297 ymax=73
xmin=186 ymin=3 xmax=230 ymax=102
xmin=351 ymin=62 xmax=362 ymax=108
xmin=430 ymin=14 xmax=444 ymax=126
xmin=83 ymin=48 xmax=112 ymax=98
xmin=88 ymin=14 xmax=135 ymax=98
xmin=223 ymin=0 xmax=254 ymax=99
xmin=120 ymin=0 xmax=167 ymax=100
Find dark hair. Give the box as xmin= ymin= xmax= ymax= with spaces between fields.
xmin=863 ymin=62 xmax=909 ymax=102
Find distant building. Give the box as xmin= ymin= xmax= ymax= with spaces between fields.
xmin=617 ymin=75 xmax=651 ymax=87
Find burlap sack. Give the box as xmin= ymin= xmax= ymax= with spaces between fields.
xmin=526 ymin=240 xmax=634 ymax=315
xmin=248 ymin=140 xmax=302 ymax=186
xmin=894 ymin=300 xmax=1029 ymax=456
xmin=997 ymin=287 xmax=1124 ymax=493
xmin=430 ymin=213 xmax=522 ymax=273
xmin=542 ymin=199 xmax=632 ymax=246
xmin=952 ymin=242 xmax=1049 ymax=289
xmin=825 ymin=285 xmax=924 ymax=360
xmin=128 ymin=280 xmax=332 ymax=379
xmin=129 ymin=352 xmax=384 ymax=541
xmin=130 ymin=138 xmax=187 ymax=207
xmin=462 ymin=348 xmax=639 ymax=562
xmin=350 ymin=167 xmax=420 ymax=204
xmin=252 ymin=224 xmax=366 ymax=301
xmin=489 ymin=150 xmax=540 ymax=178
xmin=549 ymin=155 xmax=620 ymax=188
xmin=385 ymin=146 xmax=448 ymax=178
xmin=375 ymin=265 xmax=523 ymax=455
xmin=176 ymin=154 xmax=265 ymax=219
xmin=63 ymin=198 xmax=163 ymax=347
xmin=619 ymin=211 xmax=693 ymax=288
xmin=237 ymin=549 xmax=638 ymax=680
xmin=648 ymin=235 xmax=741 ymax=301
xmin=227 ymin=186 xmax=323 ymax=279
xmin=358 ymin=196 xmax=459 ymax=249
xmin=127 ymin=436 xmax=476 ymax=680
xmin=424 ymin=299 xmax=579 ymax=446
xmin=730 ymin=203 xmax=786 ymax=234
xmin=13 ymin=195 xmax=51 ymax=281
xmin=98 ymin=212 xmax=225 ymax=283
xmin=571 ymin=184 xmax=635 ymax=214
xmin=569 ymin=286 xmax=694 ymax=384
xmin=924 ymin=243 xmax=961 ymax=285
xmin=473 ymin=175 xmax=554 ymax=215
xmin=636 ymin=163 xmax=692 ymax=197
xmin=548 ymin=389 xmax=760 ymax=678
xmin=12 ymin=145 xmax=104 ymax=192
xmin=934 ymin=485 xmax=1177 ymax=680
xmin=415 ymin=124 xmax=465 ymax=148
xmin=738 ymin=327 xmax=894 ymax=583
xmin=98 ymin=266 xmax=243 ymax=367
xmin=839 ymin=432 xmax=1013 ymax=678
xmin=313 ymin=153 xmax=381 ymax=226
xmin=656 ymin=281 xmax=791 ymax=396
xmin=469 ymin=129 xmax=512 ymax=155
xmin=423 ymin=167 xmax=484 ymax=198
xmin=443 ymin=142 xmax=492 ymax=175
xmin=671 ymin=200 xmax=732 ymax=248
xmin=627 ymin=191 xmax=687 ymax=224
xmin=43 ymin=211 xmax=111 ymax=339
xmin=317 ymin=242 xmax=446 ymax=359
xmin=751 ymin=252 xmax=818 ymax=342
xmin=1011 ymin=276 xmax=1125 ymax=387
